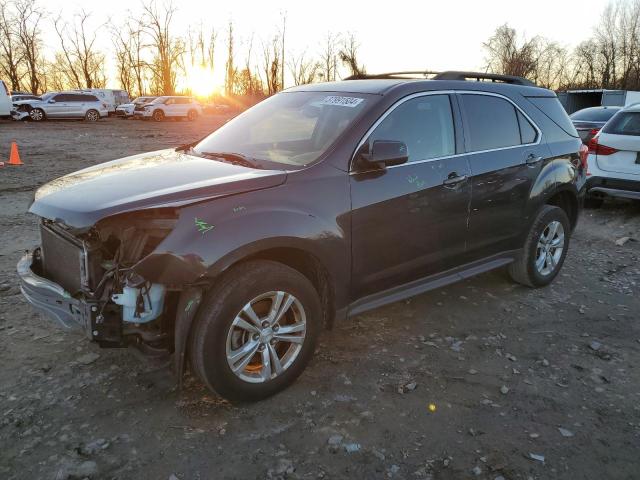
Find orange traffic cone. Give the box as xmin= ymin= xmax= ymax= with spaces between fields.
xmin=8 ymin=142 xmax=22 ymax=166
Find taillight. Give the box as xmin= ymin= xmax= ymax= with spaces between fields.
xmin=589 ymin=128 xmax=600 ymax=137
xmin=587 ymin=136 xmax=618 ymax=155
xmin=579 ymin=143 xmax=588 ymax=170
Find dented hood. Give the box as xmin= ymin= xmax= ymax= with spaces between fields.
xmin=30 ymin=149 xmax=287 ymax=228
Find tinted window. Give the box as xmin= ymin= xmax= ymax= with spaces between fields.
xmin=570 ymin=107 xmax=619 ymax=122
xmin=53 ymin=94 xmax=71 ymax=102
xmin=368 ymin=95 xmax=455 ymax=163
xmin=603 ymin=112 xmax=640 ymax=136
xmin=517 ymin=110 xmax=537 ymax=143
xmin=526 ymin=97 xmax=578 ymax=137
xmin=461 ymin=94 xmax=520 ymax=151
xmin=175 ymin=97 xmax=190 ymax=104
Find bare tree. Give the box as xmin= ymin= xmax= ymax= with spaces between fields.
xmin=483 ymin=24 xmax=538 ymax=79
xmin=319 ymin=32 xmax=339 ymax=82
xmin=54 ymin=11 xmax=106 ymax=89
xmin=0 ymin=1 xmax=23 ymax=90
xmin=15 ymin=0 xmax=44 ymax=94
xmin=225 ymin=21 xmax=236 ymax=96
xmin=288 ymin=51 xmax=319 ymax=85
xmin=279 ymin=11 xmax=286 ymax=89
xmin=140 ymin=0 xmax=185 ymax=95
xmin=261 ymin=35 xmax=281 ymax=95
xmin=338 ymin=33 xmax=366 ymax=77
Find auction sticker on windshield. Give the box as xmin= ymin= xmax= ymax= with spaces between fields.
xmin=320 ymin=96 xmax=364 ymax=107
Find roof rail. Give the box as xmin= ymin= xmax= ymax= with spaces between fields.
xmin=432 ymin=71 xmax=535 ymax=86
xmin=343 ymin=71 xmax=440 ymax=80
xmin=343 ymin=70 xmax=535 ymax=86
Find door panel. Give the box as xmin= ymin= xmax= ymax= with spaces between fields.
xmin=350 ymin=93 xmax=471 ymax=300
xmin=457 ymin=93 xmax=547 ymax=261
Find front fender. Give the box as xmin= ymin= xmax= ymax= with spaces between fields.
xmin=132 ymin=187 xmax=349 ymax=290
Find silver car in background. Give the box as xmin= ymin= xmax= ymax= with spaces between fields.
xmin=11 ymin=92 xmax=109 ymax=122
xmin=115 ymin=96 xmax=157 ymax=118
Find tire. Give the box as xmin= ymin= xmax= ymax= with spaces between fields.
xmin=508 ymin=205 xmax=571 ymax=288
xmin=84 ymin=109 xmax=100 ymax=122
xmin=152 ymin=109 xmax=165 ymax=122
xmin=187 ymin=109 xmax=198 ymax=121
xmin=190 ymin=260 xmax=321 ymax=402
xmin=584 ymin=196 xmax=604 ymax=209
xmin=29 ymin=108 xmax=45 ymax=121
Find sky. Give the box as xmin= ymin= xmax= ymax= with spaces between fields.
xmin=41 ymin=0 xmax=612 ymax=91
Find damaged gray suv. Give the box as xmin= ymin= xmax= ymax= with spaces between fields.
xmin=18 ymin=71 xmax=585 ymax=401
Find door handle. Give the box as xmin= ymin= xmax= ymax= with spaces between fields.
xmin=443 ymin=173 xmax=467 ymax=186
xmin=526 ymin=154 xmax=543 ymax=166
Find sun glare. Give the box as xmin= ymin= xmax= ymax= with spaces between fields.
xmin=183 ymin=66 xmax=219 ymax=98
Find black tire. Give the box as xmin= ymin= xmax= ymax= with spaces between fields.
xmin=584 ymin=196 xmax=604 ymax=209
xmin=508 ymin=205 xmax=571 ymax=288
xmin=29 ymin=108 xmax=45 ymax=121
xmin=190 ymin=260 xmax=321 ymax=402
xmin=152 ymin=109 xmax=165 ymax=122
xmin=84 ymin=109 xmax=100 ymax=122
xmin=187 ymin=109 xmax=198 ymax=121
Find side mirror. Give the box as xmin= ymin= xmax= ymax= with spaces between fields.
xmin=358 ymin=140 xmax=408 ymax=168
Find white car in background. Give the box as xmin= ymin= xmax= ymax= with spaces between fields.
xmin=72 ymin=88 xmax=130 ymax=114
xmin=115 ymin=96 xmax=157 ymax=118
xmin=0 ymin=80 xmax=11 ymax=118
xmin=585 ymin=103 xmax=640 ymax=207
xmin=135 ymin=96 xmax=201 ymax=121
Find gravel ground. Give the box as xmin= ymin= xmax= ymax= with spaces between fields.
xmin=1 ymin=117 xmax=639 ymax=480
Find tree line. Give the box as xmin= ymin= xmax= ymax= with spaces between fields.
xmin=3 ymin=0 xmax=640 ymax=98
xmin=484 ymin=0 xmax=640 ymax=90
xmin=0 ymin=0 xmax=366 ymax=98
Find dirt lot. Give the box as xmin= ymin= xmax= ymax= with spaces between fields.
xmin=1 ymin=116 xmax=639 ymax=480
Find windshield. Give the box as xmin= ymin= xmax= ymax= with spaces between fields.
xmin=40 ymin=93 xmax=55 ymax=101
xmin=193 ymin=92 xmax=370 ymax=166
xmin=151 ymin=97 xmax=167 ymax=104
xmin=570 ymin=107 xmax=619 ymax=122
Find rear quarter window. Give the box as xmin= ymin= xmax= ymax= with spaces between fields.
xmin=460 ymin=94 xmax=521 ymax=151
xmin=603 ymin=111 xmax=640 ymax=136
xmin=526 ymin=96 xmax=578 ymax=137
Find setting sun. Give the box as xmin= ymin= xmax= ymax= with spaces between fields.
xmin=182 ymin=65 xmax=219 ymax=97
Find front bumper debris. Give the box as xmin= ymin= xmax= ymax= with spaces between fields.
xmin=17 ymin=251 xmax=87 ymax=331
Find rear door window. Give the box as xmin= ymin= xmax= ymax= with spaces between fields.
xmin=603 ymin=112 xmax=640 ymax=136
xmin=460 ymin=94 xmax=521 ymax=151
xmin=368 ymin=94 xmax=455 ymax=163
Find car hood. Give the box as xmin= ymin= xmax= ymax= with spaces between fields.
xmin=30 ymin=149 xmax=287 ymax=228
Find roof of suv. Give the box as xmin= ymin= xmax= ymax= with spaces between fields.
xmin=287 ymin=72 xmax=555 ymax=97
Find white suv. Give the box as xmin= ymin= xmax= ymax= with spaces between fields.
xmin=137 ymin=96 xmax=201 ymax=121
xmin=585 ymin=104 xmax=640 ymax=207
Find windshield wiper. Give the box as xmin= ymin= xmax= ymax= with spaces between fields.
xmin=197 ymin=151 xmax=263 ymax=169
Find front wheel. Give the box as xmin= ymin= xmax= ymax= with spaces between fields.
xmin=508 ymin=205 xmax=570 ymax=288
xmin=84 ymin=109 xmax=100 ymax=122
xmin=190 ymin=260 xmax=321 ymax=402
xmin=29 ymin=108 xmax=45 ymax=121
xmin=152 ymin=109 xmax=165 ymax=122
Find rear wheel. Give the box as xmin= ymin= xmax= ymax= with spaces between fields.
xmin=152 ymin=109 xmax=165 ymax=122
xmin=190 ymin=260 xmax=321 ymax=402
xmin=29 ymin=108 xmax=45 ymax=121
xmin=508 ymin=205 xmax=570 ymax=287
xmin=84 ymin=109 xmax=99 ymax=122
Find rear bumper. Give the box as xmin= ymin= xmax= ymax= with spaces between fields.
xmin=585 ymin=176 xmax=640 ymax=200
xmin=17 ymin=251 xmax=86 ymax=330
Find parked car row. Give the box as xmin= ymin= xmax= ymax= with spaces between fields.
xmin=121 ymin=96 xmax=203 ymax=121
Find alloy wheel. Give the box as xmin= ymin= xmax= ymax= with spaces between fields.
xmin=225 ymin=291 xmax=307 ymax=383
xmin=86 ymin=110 xmax=99 ymax=122
xmin=535 ymin=220 xmax=565 ymax=276
xmin=29 ymin=109 xmax=43 ymax=121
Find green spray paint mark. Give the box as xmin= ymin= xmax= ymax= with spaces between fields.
xmin=407 ymin=174 xmax=425 ymax=189
xmin=184 ymin=299 xmax=194 ymax=313
xmin=194 ymin=217 xmax=214 ymax=235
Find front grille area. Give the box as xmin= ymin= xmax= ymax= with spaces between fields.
xmin=40 ymin=223 xmax=85 ymax=294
